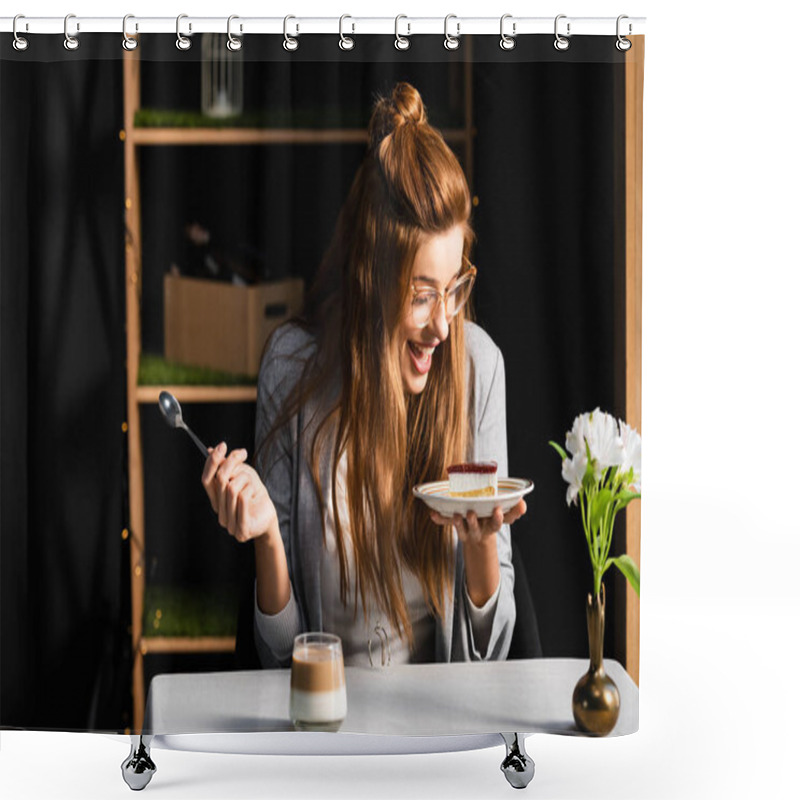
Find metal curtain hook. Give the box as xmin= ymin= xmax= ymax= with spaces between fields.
xmin=339 ymin=14 xmax=355 ymax=50
xmin=500 ymin=14 xmax=516 ymax=50
xmin=616 ymin=14 xmax=632 ymax=51
xmin=176 ymin=14 xmax=192 ymax=51
xmin=122 ymin=15 xmax=138 ymax=51
xmin=283 ymin=15 xmax=299 ymax=51
xmin=12 ymin=15 xmax=29 ymax=51
xmin=395 ymin=15 xmax=410 ymax=50
xmin=554 ymin=14 xmax=571 ymax=51
xmin=64 ymin=13 xmax=80 ymax=51
xmin=444 ymin=14 xmax=460 ymax=51
xmin=227 ymin=15 xmax=242 ymax=51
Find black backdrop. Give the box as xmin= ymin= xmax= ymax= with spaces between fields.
xmin=1 ymin=35 xmax=628 ymax=730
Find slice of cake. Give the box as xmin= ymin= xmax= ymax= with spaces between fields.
xmin=447 ymin=461 xmax=498 ymax=497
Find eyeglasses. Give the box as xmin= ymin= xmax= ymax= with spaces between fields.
xmin=409 ymin=263 xmax=477 ymax=329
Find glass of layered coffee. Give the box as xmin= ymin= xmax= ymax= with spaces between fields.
xmin=290 ymin=632 xmax=347 ymax=732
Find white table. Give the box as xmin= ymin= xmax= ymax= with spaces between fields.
xmin=122 ymin=658 xmax=638 ymax=790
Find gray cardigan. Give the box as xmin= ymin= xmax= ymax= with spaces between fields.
xmin=253 ymin=320 xmax=516 ymax=667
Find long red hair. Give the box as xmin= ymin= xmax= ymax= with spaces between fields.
xmin=261 ymin=82 xmax=474 ymax=648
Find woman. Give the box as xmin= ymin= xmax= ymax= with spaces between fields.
xmin=202 ymin=83 xmax=527 ymax=668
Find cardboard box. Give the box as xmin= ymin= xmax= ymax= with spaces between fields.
xmin=164 ymin=274 xmax=304 ymax=377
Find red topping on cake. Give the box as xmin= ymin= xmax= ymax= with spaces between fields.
xmin=447 ymin=461 xmax=498 ymax=475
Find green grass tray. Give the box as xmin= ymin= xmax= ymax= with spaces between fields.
xmin=134 ymin=107 xmax=464 ymax=130
xmin=138 ymin=353 xmax=256 ymax=387
xmin=143 ymin=584 xmax=239 ymax=638
xmin=134 ymin=107 xmax=371 ymax=130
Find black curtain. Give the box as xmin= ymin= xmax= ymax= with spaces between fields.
xmin=471 ymin=55 xmax=627 ymax=659
xmin=1 ymin=40 xmax=128 ymax=730
xmin=1 ymin=35 xmax=627 ymax=730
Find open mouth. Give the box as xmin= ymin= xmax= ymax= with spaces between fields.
xmin=408 ymin=341 xmax=436 ymax=375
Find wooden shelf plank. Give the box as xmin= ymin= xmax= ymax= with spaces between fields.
xmin=140 ymin=636 xmax=236 ymax=655
xmin=136 ymin=385 xmax=257 ymax=404
xmin=131 ymin=128 xmax=367 ymax=146
xmin=129 ymin=127 xmax=467 ymax=146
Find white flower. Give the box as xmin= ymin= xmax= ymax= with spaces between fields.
xmin=562 ymin=450 xmax=588 ymax=506
xmin=565 ymin=408 xmax=624 ymax=472
xmin=591 ymin=410 xmax=625 ymax=470
xmin=618 ymin=421 xmax=642 ymax=492
xmin=565 ymin=411 xmax=591 ymax=457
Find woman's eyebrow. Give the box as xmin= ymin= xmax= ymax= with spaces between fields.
xmin=412 ymin=268 xmax=461 ymax=286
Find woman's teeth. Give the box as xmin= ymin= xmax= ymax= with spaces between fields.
xmin=409 ymin=342 xmax=435 ymax=360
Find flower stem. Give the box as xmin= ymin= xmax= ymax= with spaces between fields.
xmin=601 ymin=501 xmax=618 ymax=566
xmin=579 ymin=491 xmax=595 ymax=572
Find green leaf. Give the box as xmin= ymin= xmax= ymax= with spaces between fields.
xmin=590 ymin=488 xmax=614 ymax=533
xmin=615 ymin=490 xmax=641 ymax=511
xmin=583 ymin=458 xmax=595 ymax=489
xmin=549 ymin=441 xmax=568 ymax=461
xmin=610 ymin=554 xmax=640 ymax=596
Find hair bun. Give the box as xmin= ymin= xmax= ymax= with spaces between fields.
xmin=368 ymin=82 xmax=428 ymax=151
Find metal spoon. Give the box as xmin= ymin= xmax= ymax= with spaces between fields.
xmin=158 ymin=391 xmax=209 ymax=458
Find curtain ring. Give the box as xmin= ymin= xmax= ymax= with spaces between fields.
xmin=63 ymin=14 xmax=80 ymax=51
xmin=339 ymin=14 xmax=355 ymax=51
xmin=175 ymin=14 xmax=192 ymax=51
xmin=394 ymin=15 xmax=410 ymax=51
xmin=554 ymin=14 xmax=571 ymax=51
xmin=283 ymin=15 xmax=299 ymax=51
xmin=122 ymin=15 xmax=138 ymax=51
xmin=227 ymin=15 xmax=242 ymax=51
xmin=499 ymin=14 xmax=516 ymax=50
xmin=12 ymin=15 xmax=29 ymax=51
xmin=616 ymin=14 xmax=632 ymax=51
xmin=444 ymin=14 xmax=460 ymax=51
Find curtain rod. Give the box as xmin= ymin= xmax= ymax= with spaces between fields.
xmin=1 ymin=16 xmax=646 ymax=37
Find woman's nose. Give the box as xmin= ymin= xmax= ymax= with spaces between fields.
xmin=429 ymin=299 xmax=449 ymax=341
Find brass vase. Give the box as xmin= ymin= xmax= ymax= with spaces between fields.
xmin=572 ymin=583 xmax=620 ymax=735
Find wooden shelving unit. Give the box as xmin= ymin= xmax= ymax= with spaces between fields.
xmin=135 ymin=385 xmax=257 ymax=404
xmin=130 ymin=128 xmax=467 ymax=146
xmin=122 ymin=46 xmax=475 ymax=732
xmin=139 ymin=636 xmax=236 ymax=655
xmin=123 ymin=50 xmax=254 ymax=732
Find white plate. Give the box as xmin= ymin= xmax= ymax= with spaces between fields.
xmin=413 ymin=478 xmax=534 ymax=519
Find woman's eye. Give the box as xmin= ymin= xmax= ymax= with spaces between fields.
xmin=413 ymin=294 xmax=434 ymax=307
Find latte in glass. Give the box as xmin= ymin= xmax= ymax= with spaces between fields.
xmin=290 ymin=632 xmax=347 ymax=732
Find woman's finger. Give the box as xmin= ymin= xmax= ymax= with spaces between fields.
xmin=432 ymin=509 xmax=497 ymax=540
xmin=202 ymin=442 xmax=227 ymax=482
xmin=465 ymin=510 xmax=482 ymax=543
xmin=502 ymin=499 xmax=527 ymax=526
xmin=217 ymin=455 xmax=242 ymax=529
xmin=485 ymin=506 xmax=504 ymax=533
xmin=224 ymin=471 xmax=251 ymax=535
xmin=216 ymin=448 xmax=248 ymax=487
xmin=451 ymin=514 xmax=466 ymax=542
xmin=201 ymin=442 xmax=228 ymax=513
xmin=235 ymin=491 xmax=250 ymax=542
xmin=219 ymin=473 xmax=237 ymax=530
xmin=215 ymin=449 xmax=248 ymax=523
xmin=432 ymin=506 xmax=523 ymax=541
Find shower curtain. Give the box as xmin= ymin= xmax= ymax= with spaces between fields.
xmin=0 ymin=22 xmax=644 ymax=745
